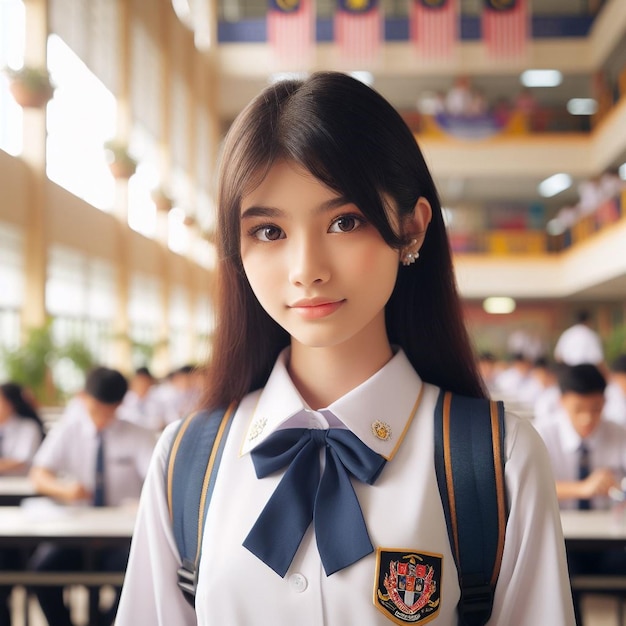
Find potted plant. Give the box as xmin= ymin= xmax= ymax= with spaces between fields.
xmin=151 ymin=186 xmax=174 ymax=213
xmin=104 ymin=140 xmax=138 ymax=179
xmin=4 ymin=65 xmax=54 ymax=108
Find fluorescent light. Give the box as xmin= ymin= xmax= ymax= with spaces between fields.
xmin=619 ymin=163 xmax=626 ymax=181
xmin=483 ymin=297 xmax=516 ymax=315
xmin=520 ymin=70 xmax=562 ymax=88
xmin=538 ymin=173 xmax=572 ymax=198
xmin=567 ymin=98 xmax=598 ymax=115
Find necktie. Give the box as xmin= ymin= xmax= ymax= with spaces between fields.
xmin=578 ymin=442 xmax=591 ymax=510
xmin=243 ymin=428 xmax=386 ymax=577
xmin=94 ymin=431 xmax=106 ymax=507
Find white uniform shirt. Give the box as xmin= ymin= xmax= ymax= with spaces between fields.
xmin=117 ymin=349 xmax=574 ymax=625
xmin=0 ymin=415 xmax=42 ymax=473
xmin=32 ymin=410 xmax=155 ymax=506
xmin=553 ymin=323 xmax=604 ymax=366
xmin=533 ymin=408 xmax=626 ymax=510
xmin=118 ymin=387 xmax=166 ymax=432
xmin=604 ymin=382 xmax=626 ymax=426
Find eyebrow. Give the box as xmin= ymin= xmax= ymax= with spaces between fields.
xmin=240 ymin=196 xmax=353 ymax=220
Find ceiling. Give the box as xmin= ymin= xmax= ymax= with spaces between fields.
xmin=213 ymin=1 xmax=626 ymax=216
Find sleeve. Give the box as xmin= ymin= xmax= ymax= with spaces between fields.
xmin=115 ymin=424 xmax=197 ymax=626
xmin=11 ymin=421 xmax=42 ymax=463
xmin=488 ymin=414 xmax=575 ymax=625
xmin=31 ymin=419 xmax=69 ymax=472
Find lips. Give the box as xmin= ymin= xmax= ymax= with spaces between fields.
xmin=289 ymin=298 xmax=345 ymax=320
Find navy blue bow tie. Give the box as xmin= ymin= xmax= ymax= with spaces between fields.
xmin=243 ymin=427 xmax=387 ymax=577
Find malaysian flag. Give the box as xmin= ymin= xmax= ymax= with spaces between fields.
xmin=334 ymin=0 xmax=383 ymax=66
xmin=482 ymin=0 xmax=529 ymax=59
xmin=410 ymin=0 xmax=458 ymax=61
xmin=267 ymin=0 xmax=315 ymax=66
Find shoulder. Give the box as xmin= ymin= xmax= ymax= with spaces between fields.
xmin=503 ymin=412 xmax=551 ymax=463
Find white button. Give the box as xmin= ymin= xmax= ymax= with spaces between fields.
xmin=289 ymin=573 xmax=308 ymax=592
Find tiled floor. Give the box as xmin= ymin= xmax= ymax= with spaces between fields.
xmin=7 ymin=587 xmax=623 ymax=625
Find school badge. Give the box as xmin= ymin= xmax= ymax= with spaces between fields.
xmin=374 ymin=549 xmax=442 ymax=625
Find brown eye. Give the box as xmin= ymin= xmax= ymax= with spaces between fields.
xmin=252 ymin=225 xmax=285 ymax=241
xmin=329 ymin=215 xmax=363 ymax=233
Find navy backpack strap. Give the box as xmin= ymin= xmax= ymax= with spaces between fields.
xmin=166 ymin=403 xmax=237 ymax=605
xmin=434 ymin=390 xmax=507 ymax=626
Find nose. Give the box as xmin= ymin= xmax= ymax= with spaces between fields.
xmin=288 ymin=235 xmax=330 ymax=287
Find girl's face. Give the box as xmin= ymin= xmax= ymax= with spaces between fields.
xmin=240 ymin=161 xmax=400 ymax=353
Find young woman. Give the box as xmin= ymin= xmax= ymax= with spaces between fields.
xmin=116 ymin=72 xmax=574 ymax=625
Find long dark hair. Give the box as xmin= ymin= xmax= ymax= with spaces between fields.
xmin=203 ymin=71 xmax=485 ymax=409
xmin=0 ymin=382 xmax=45 ymax=436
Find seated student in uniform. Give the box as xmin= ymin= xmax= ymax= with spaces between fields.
xmin=28 ymin=366 xmax=156 ymax=626
xmin=0 ymin=382 xmax=44 ymax=475
xmin=117 ymin=366 xmax=165 ymax=432
xmin=0 ymin=382 xmax=45 ymax=625
xmin=533 ymin=363 xmax=626 ymax=625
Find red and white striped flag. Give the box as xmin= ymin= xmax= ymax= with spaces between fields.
xmin=410 ymin=0 xmax=458 ymax=61
xmin=334 ymin=0 xmax=383 ymax=66
xmin=267 ymin=0 xmax=315 ymax=66
xmin=482 ymin=0 xmax=529 ymax=59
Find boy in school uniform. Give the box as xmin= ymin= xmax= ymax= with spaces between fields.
xmin=28 ymin=366 xmax=155 ymax=626
xmin=604 ymin=354 xmax=626 ymax=425
xmin=533 ymin=363 xmax=626 ymax=624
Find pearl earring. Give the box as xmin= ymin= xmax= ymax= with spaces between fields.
xmin=401 ymin=239 xmax=419 ymax=266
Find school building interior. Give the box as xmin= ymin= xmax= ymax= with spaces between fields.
xmin=1 ymin=0 xmax=626 ymax=624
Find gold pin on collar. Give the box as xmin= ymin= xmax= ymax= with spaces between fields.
xmin=371 ymin=420 xmax=392 ymax=441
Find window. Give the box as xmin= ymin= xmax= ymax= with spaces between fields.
xmin=46 ymin=34 xmax=116 ymax=211
xmin=0 ymin=0 xmax=25 ymax=156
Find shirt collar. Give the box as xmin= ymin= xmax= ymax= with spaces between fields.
xmin=240 ymin=347 xmax=424 ymax=460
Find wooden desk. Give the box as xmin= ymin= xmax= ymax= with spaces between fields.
xmin=0 ymin=503 xmax=136 ymax=626
xmin=0 ymin=476 xmax=36 ymax=506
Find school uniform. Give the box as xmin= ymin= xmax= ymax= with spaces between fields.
xmin=118 ymin=387 xmax=167 ymax=432
xmin=553 ymin=323 xmax=604 ymax=366
xmin=30 ymin=409 xmax=156 ymax=626
xmin=117 ymin=348 xmax=574 ymax=625
xmin=604 ymin=382 xmax=626 ymax=426
xmin=0 ymin=415 xmax=42 ymax=475
xmin=533 ymin=408 xmax=626 ymax=510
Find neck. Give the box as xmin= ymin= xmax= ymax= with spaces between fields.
xmin=288 ymin=323 xmax=393 ymax=410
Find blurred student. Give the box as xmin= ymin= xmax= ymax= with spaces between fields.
xmin=0 ymin=382 xmax=44 ymax=475
xmin=28 ymin=366 xmax=155 ymax=626
xmin=493 ymin=352 xmax=533 ymax=400
xmin=152 ymin=364 xmax=200 ymax=425
xmin=0 ymin=382 xmax=44 ymax=625
xmin=534 ymin=363 xmax=624 ymax=508
xmin=604 ymin=354 xmax=626 ymax=425
xmin=554 ymin=310 xmax=605 ymax=370
xmin=533 ymin=363 xmax=626 ymax=624
xmin=118 ymin=366 xmax=165 ymax=432
xmin=531 ymin=361 xmax=562 ymax=425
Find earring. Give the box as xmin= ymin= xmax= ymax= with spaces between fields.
xmin=401 ymin=239 xmax=419 ymax=266
xmin=401 ymin=250 xmax=419 ymax=266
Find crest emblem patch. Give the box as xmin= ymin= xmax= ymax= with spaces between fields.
xmin=374 ymin=548 xmax=442 ymax=625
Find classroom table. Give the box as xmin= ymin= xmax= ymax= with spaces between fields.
xmin=0 ymin=476 xmax=37 ymax=506
xmin=561 ymin=508 xmax=626 ymax=551
xmin=0 ymin=502 xmax=136 ymax=626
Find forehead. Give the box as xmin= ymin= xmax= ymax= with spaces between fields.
xmin=240 ymin=161 xmax=336 ymax=209
xmin=561 ymin=392 xmax=605 ymax=408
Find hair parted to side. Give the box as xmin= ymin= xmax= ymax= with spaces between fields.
xmin=203 ymin=71 xmax=485 ymax=410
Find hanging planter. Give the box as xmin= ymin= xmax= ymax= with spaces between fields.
xmin=5 ymin=66 xmax=54 ymax=108
xmin=151 ymin=187 xmax=174 ymax=213
xmin=104 ymin=140 xmax=138 ymax=179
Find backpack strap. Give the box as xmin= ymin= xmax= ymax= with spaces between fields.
xmin=434 ymin=390 xmax=507 ymax=626
xmin=166 ymin=403 xmax=237 ymax=606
